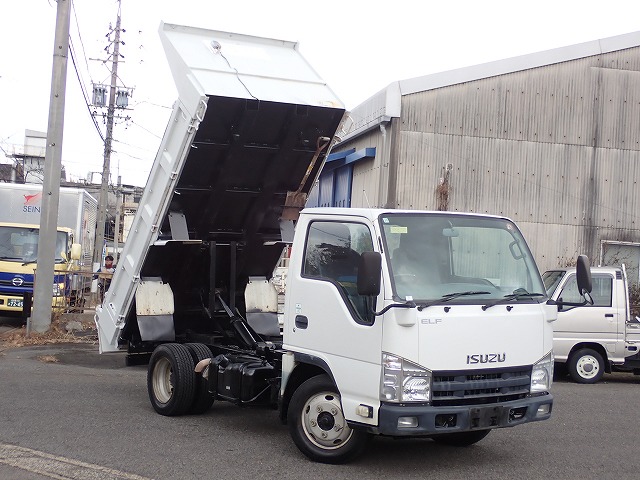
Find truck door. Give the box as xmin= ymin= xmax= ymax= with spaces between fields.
xmin=554 ymin=273 xmax=624 ymax=361
xmin=285 ymin=219 xmax=382 ymax=424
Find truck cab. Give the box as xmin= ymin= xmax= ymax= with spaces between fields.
xmin=0 ymin=222 xmax=73 ymax=313
xmin=283 ymin=209 xmax=557 ymax=441
xmin=543 ymin=266 xmax=640 ymax=383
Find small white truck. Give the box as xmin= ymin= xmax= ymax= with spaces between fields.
xmin=0 ymin=183 xmax=97 ymax=314
xmin=95 ymin=23 xmax=592 ymax=463
xmin=544 ymin=266 xmax=640 ymax=383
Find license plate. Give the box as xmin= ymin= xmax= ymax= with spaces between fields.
xmin=469 ymin=406 xmax=503 ymax=429
xmin=7 ymin=299 xmax=23 ymax=308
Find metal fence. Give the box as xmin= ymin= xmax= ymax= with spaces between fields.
xmin=60 ymin=270 xmax=112 ymax=313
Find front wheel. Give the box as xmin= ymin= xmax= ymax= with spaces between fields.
xmin=287 ymin=375 xmax=370 ymax=464
xmin=432 ymin=429 xmax=491 ymax=446
xmin=568 ymin=348 xmax=604 ymax=384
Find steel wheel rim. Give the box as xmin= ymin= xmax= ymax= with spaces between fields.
xmin=301 ymin=390 xmax=353 ymax=450
xmin=576 ymin=355 xmax=600 ymax=379
xmin=152 ymin=357 xmax=174 ymax=404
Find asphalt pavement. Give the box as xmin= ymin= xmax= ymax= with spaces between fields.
xmin=1 ymin=320 xmax=639 ymax=480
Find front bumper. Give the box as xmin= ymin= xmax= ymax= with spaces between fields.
xmin=0 ymin=292 xmax=25 ymax=313
xmin=375 ymin=393 xmax=553 ymax=436
xmin=0 ymin=292 xmax=66 ymax=313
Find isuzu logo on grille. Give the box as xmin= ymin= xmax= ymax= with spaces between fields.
xmin=12 ymin=277 xmax=24 ymax=287
xmin=466 ymin=353 xmax=506 ymax=364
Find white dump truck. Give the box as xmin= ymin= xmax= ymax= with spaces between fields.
xmin=0 ymin=183 xmax=97 ymax=314
xmin=95 ymin=23 xmax=592 ymax=463
xmin=544 ymin=265 xmax=640 ymax=383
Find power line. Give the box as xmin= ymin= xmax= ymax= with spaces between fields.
xmin=128 ymin=119 xmax=161 ymax=139
xmin=70 ymin=0 xmax=91 ymax=79
xmin=113 ymin=150 xmax=152 ymax=163
xmin=68 ymin=41 xmax=105 ymax=143
xmin=111 ymin=137 xmax=155 ymax=153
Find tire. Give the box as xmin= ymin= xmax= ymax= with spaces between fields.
xmin=432 ymin=429 xmax=491 ymax=447
xmin=184 ymin=343 xmax=215 ymax=414
xmin=287 ymin=375 xmax=370 ymax=464
xmin=147 ymin=343 xmax=196 ymax=416
xmin=568 ymin=348 xmax=605 ymax=384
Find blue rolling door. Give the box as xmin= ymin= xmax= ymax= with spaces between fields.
xmin=332 ymin=166 xmax=352 ymax=208
xmin=307 ymin=148 xmax=375 ymax=208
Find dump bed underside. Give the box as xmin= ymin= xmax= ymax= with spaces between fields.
xmin=165 ymin=95 xmax=343 ymax=262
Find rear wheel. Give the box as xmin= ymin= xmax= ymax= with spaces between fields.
xmin=432 ymin=429 xmax=491 ymax=446
xmin=568 ymin=348 xmax=604 ymax=384
xmin=287 ymin=375 xmax=370 ymax=464
xmin=147 ymin=343 xmax=196 ymax=416
xmin=184 ymin=343 xmax=215 ymax=414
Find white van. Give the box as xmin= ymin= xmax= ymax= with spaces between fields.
xmin=543 ymin=266 xmax=640 ymax=383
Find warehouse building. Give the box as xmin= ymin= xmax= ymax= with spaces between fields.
xmin=308 ymin=31 xmax=640 ymax=280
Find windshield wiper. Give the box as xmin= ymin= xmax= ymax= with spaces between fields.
xmin=0 ymin=255 xmax=21 ymax=260
xmin=21 ymin=259 xmax=37 ymax=266
xmin=482 ymin=289 xmax=545 ymax=311
xmin=416 ymin=291 xmax=491 ymax=311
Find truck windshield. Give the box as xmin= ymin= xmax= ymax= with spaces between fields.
xmin=0 ymin=226 xmax=68 ymax=263
xmin=380 ymin=213 xmax=546 ymax=303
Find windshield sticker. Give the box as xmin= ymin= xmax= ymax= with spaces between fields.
xmin=390 ymin=226 xmax=407 ymax=234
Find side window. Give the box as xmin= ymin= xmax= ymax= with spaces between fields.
xmin=559 ymin=274 xmax=612 ymax=309
xmin=303 ymin=221 xmax=374 ymax=321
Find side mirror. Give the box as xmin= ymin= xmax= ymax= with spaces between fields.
xmin=357 ymin=251 xmax=381 ymax=296
xmin=576 ymin=255 xmax=592 ymax=296
xmin=70 ymin=243 xmax=82 ymax=261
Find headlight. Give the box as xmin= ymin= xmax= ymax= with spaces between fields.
xmin=381 ymin=353 xmax=432 ymax=403
xmin=53 ymin=283 xmax=62 ymax=296
xmin=531 ymin=352 xmax=554 ymax=394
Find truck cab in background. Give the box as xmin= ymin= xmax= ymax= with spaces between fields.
xmin=0 ymin=184 xmax=97 ymax=314
xmin=0 ymin=223 xmax=76 ymax=312
xmin=544 ymin=266 xmax=640 ymax=383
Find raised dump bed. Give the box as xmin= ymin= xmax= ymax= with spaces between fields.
xmin=96 ymin=23 xmax=345 ymax=353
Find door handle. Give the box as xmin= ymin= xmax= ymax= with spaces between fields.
xmin=605 ymin=314 xmax=614 ymax=318
xmin=295 ymin=315 xmax=308 ymax=329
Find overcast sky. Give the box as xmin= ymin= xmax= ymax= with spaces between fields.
xmin=1 ymin=0 xmax=639 ymax=187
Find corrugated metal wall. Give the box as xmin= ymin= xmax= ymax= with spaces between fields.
xmin=350 ymin=47 xmax=640 ymax=272
xmin=340 ymin=128 xmax=391 ymax=208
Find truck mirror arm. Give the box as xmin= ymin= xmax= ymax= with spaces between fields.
xmin=547 ymin=293 xmax=594 ymax=309
xmin=371 ymin=299 xmax=416 ymax=316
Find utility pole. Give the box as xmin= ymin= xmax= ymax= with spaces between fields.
xmin=113 ymin=180 xmax=122 ymax=264
xmin=31 ymin=0 xmax=71 ymax=333
xmin=93 ymin=0 xmax=122 ymax=268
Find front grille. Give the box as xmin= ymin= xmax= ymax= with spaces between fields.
xmin=432 ymin=366 xmax=531 ymax=406
xmin=0 ymin=280 xmax=34 ymax=288
xmin=0 ymin=281 xmax=34 ymax=288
